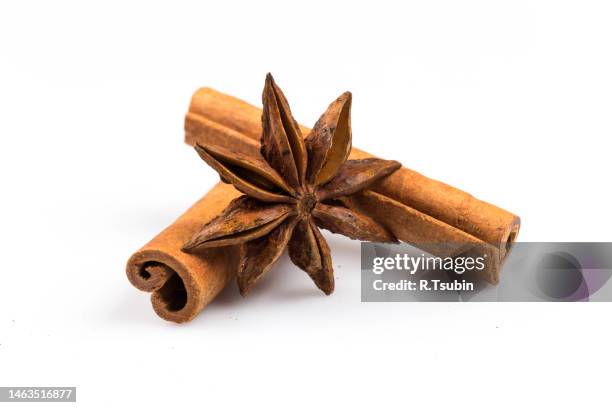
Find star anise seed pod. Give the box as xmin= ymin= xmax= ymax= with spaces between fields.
xmin=182 ymin=74 xmax=401 ymax=295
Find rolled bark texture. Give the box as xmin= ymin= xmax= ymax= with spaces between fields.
xmin=185 ymin=87 xmax=520 ymax=284
xmin=126 ymin=183 xmax=242 ymax=323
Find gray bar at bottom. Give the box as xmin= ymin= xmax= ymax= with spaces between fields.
xmin=0 ymin=387 xmax=76 ymax=402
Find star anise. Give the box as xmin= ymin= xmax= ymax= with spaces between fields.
xmin=182 ymin=74 xmax=401 ymax=295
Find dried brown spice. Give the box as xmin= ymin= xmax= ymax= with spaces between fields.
xmin=182 ymin=74 xmax=401 ymax=295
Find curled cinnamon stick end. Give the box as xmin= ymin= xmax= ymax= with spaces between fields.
xmin=126 ymin=183 xmax=242 ymax=323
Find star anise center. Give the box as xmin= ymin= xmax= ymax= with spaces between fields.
xmin=297 ymin=192 xmax=317 ymax=217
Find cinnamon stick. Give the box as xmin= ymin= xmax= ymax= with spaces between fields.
xmin=126 ymin=183 xmax=242 ymax=323
xmin=185 ymin=88 xmax=521 ymax=284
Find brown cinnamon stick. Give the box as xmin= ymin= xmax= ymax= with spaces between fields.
xmin=126 ymin=183 xmax=242 ymax=323
xmin=185 ymin=88 xmax=520 ymax=284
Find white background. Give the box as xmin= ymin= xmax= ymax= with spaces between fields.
xmin=1 ymin=1 xmax=611 ymax=407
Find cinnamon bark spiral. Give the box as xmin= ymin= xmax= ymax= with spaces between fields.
xmin=126 ymin=183 xmax=241 ymax=323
